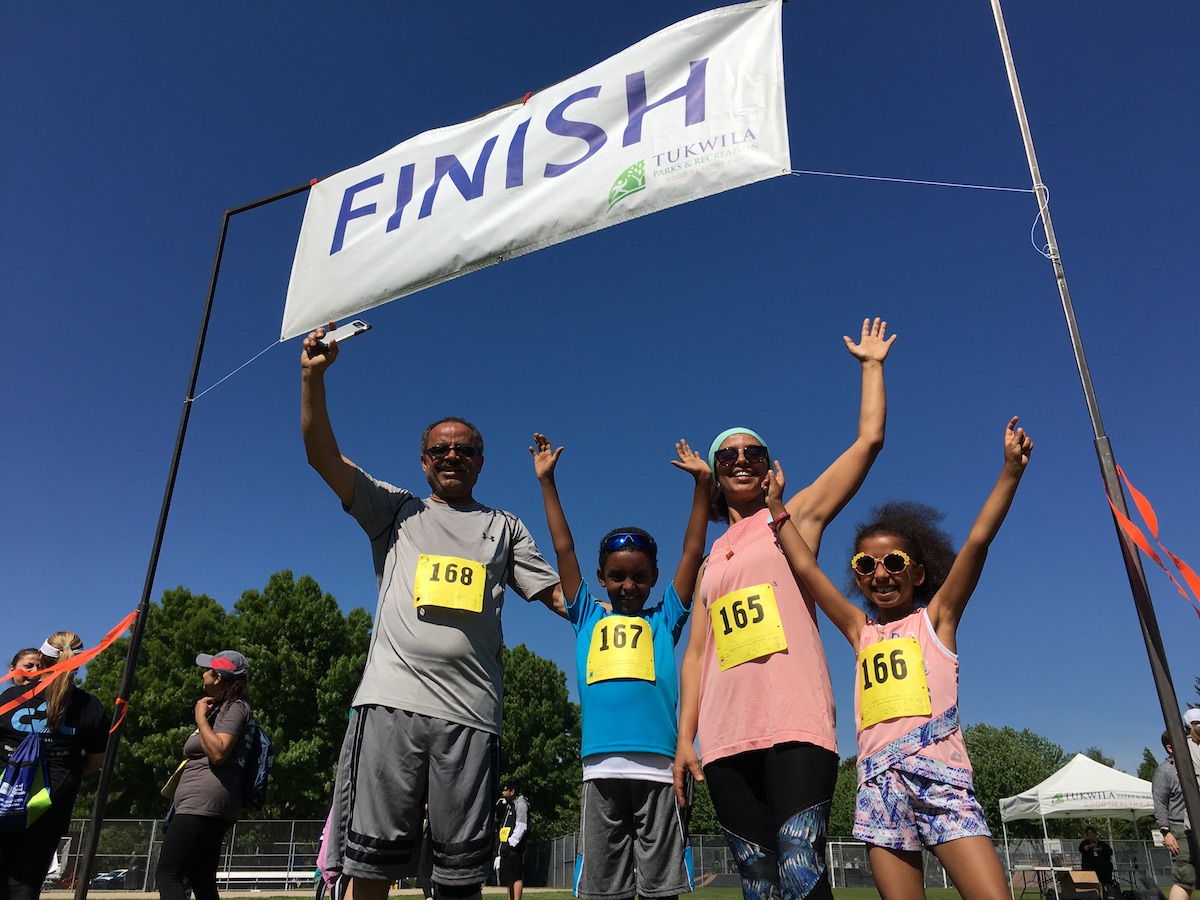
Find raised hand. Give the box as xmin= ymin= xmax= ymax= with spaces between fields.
xmin=670 ymin=438 xmax=711 ymax=482
xmin=1003 ymin=416 xmax=1034 ymax=472
xmin=844 ymin=317 xmax=896 ymax=364
xmin=764 ymin=460 xmax=786 ymax=508
xmin=529 ymin=432 xmax=564 ymax=482
xmin=301 ymin=321 xmax=339 ymax=372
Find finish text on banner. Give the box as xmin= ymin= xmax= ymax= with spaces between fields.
xmin=281 ymin=0 xmax=788 ymax=340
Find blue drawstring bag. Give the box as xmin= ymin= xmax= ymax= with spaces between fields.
xmin=0 ymin=731 xmax=52 ymax=831
xmin=239 ymin=716 xmax=273 ymax=811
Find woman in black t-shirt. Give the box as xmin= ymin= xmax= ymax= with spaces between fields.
xmin=0 ymin=631 xmax=110 ymax=900
xmin=156 ymin=650 xmax=252 ymax=900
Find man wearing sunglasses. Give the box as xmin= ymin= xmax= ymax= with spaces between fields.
xmin=300 ymin=324 xmax=564 ymax=900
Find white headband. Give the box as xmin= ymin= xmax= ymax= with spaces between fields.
xmin=39 ymin=640 xmax=60 ymax=658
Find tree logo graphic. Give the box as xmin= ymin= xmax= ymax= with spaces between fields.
xmin=608 ymin=160 xmax=646 ymax=211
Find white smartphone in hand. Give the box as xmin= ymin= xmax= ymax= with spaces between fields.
xmin=316 ymin=320 xmax=372 ymax=348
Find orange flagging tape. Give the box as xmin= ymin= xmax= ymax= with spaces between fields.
xmin=110 ymin=697 xmax=129 ymax=733
xmin=1106 ymin=466 xmax=1200 ymax=619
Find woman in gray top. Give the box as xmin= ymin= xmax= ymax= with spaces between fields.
xmin=156 ymin=651 xmax=252 ymax=900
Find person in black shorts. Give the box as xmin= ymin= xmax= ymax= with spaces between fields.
xmin=496 ymin=780 xmax=529 ymax=900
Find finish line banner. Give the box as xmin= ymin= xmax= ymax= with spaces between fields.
xmin=281 ymin=0 xmax=788 ymax=340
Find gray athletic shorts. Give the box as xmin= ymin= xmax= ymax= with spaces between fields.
xmin=327 ymin=705 xmax=498 ymax=888
xmin=574 ymin=778 xmax=693 ymax=900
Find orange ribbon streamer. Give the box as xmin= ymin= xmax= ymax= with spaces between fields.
xmin=1106 ymin=465 xmax=1200 ymax=619
xmin=109 ymin=697 xmax=129 ymax=734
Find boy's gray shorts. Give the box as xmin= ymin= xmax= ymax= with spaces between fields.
xmin=327 ymin=705 xmax=498 ymax=888
xmin=574 ymin=778 xmax=693 ymax=900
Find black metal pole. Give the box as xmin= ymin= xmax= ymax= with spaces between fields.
xmin=72 ymin=179 xmax=314 ymax=900
xmin=990 ymin=0 xmax=1200 ymax=837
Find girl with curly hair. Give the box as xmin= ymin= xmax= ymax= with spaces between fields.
xmin=765 ymin=417 xmax=1033 ymax=900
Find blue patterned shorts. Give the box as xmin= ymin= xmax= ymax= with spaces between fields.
xmin=852 ymin=767 xmax=991 ymax=851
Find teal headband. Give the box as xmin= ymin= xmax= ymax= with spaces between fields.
xmin=708 ymin=427 xmax=770 ymax=471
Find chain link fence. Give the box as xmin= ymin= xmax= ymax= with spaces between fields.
xmin=47 ymin=820 xmax=1175 ymax=894
xmin=540 ymin=832 xmax=1173 ymax=892
xmin=48 ymin=820 xmax=324 ymax=893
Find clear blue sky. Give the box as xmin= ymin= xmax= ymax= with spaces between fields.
xmin=4 ymin=2 xmax=1197 ymax=778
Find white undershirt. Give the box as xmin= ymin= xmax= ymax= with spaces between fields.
xmin=582 ymin=752 xmax=673 ymax=784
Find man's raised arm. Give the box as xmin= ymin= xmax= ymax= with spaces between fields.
xmin=301 ymin=323 xmax=357 ymax=507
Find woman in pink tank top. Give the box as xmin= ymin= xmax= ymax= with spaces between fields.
xmin=674 ymin=319 xmax=895 ymax=900
xmin=764 ymin=416 xmax=1033 ymax=900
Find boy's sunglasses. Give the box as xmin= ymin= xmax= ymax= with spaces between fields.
xmin=850 ymin=549 xmax=913 ymax=576
xmin=714 ymin=445 xmax=769 ymax=467
xmin=425 ymin=444 xmax=479 ymax=460
xmin=602 ymin=533 xmax=654 ymax=554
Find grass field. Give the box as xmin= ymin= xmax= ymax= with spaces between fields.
xmin=229 ymin=890 xmax=973 ymax=900
xmin=508 ymin=893 xmax=929 ymax=900
xmin=207 ymin=891 xmax=972 ymax=900
xmin=504 ymin=892 xmax=967 ymax=900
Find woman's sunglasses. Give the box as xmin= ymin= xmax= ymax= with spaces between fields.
xmin=850 ymin=549 xmax=913 ymax=576
xmin=714 ymin=445 xmax=769 ymax=467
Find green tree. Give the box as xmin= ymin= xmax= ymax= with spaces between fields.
xmin=964 ymin=723 xmax=1066 ymax=838
xmin=829 ymin=755 xmax=858 ymax=837
xmin=499 ymin=644 xmax=581 ymax=838
xmin=229 ymin=571 xmax=371 ymax=816
xmin=1139 ymin=747 xmax=1160 ymax=782
xmin=688 ymin=775 xmax=720 ymax=836
xmin=79 ymin=573 xmax=370 ymax=818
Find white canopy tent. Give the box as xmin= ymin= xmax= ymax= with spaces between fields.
xmin=999 ymin=754 xmax=1155 ymax=898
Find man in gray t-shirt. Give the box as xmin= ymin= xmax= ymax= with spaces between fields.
xmin=301 ymin=324 xmax=564 ymax=900
xmin=1153 ymin=732 xmax=1196 ymax=900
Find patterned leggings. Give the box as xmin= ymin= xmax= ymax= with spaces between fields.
xmin=704 ymin=742 xmax=837 ymax=900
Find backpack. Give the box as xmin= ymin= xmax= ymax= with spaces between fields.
xmin=0 ymin=731 xmax=52 ymax=831
xmin=238 ymin=715 xmax=274 ymax=811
